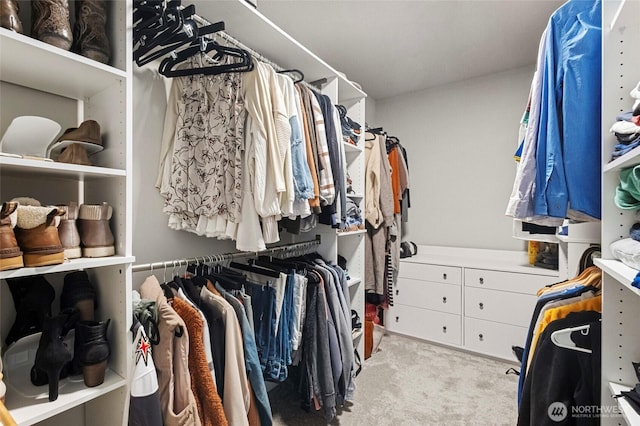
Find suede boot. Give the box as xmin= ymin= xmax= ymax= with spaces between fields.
xmin=78 ymin=202 xmax=114 ymax=257
xmin=0 ymin=0 xmax=23 ymax=33
xmin=76 ymin=319 xmax=110 ymax=387
xmin=0 ymin=201 xmax=23 ymax=271
xmin=13 ymin=200 xmax=65 ymax=267
xmin=30 ymin=308 xmax=79 ymax=401
xmin=57 ymin=202 xmax=81 ymax=259
xmin=5 ymin=275 xmax=55 ymax=346
xmin=31 ymin=0 xmax=73 ymax=50
xmin=73 ymin=0 xmax=110 ymax=64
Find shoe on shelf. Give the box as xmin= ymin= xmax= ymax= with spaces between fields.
xmin=12 ymin=197 xmax=65 ymax=267
xmin=73 ymin=0 xmax=110 ymax=64
xmin=78 ymin=202 xmax=115 ymax=258
xmin=30 ymin=308 xmax=79 ymax=401
xmin=75 ymin=318 xmax=110 ymax=387
xmin=49 ymin=120 xmax=104 ymax=165
xmin=57 ymin=201 xmax=81 ymax=259
xmin=61 ymin=270 xmax=97 ymax=321
xmin=0 ymin=201 xmax=23 ymax=271
xmin=5 ymin=275 xmax=55 ymax=346
xmin=31 ymin=0 xmax=73 ymax=51
xmin=0 ymin=0 xmax=23 ymax=33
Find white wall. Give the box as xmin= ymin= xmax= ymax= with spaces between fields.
xmin=365 ymin=96 xmax=377 ymax=126
xmin=376 ymin=66 xmax=533 ymax=250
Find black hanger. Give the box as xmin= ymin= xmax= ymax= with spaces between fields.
xmin=257 ymin=255 xmax=307 ymax=272
xmin=228 ymin=261 xmax=281 ymax=279
xmin=250 ymin=258 xmax=291 ymax=274
xmin=134 ymin=3 xmax=195 ymax=63
xmin=134 ymin=0 xmax=183 ymax=46
xmin=277 ymin=69 xmax=305 ymax=84
xmin=158 ymin=36 xmax=253 ymax=77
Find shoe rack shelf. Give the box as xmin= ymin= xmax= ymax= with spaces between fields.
xmin=1 ymin=1 xmax=133 ymax=425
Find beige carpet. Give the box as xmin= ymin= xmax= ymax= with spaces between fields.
xmin=270 ymin=332 xmax=520 ymax=425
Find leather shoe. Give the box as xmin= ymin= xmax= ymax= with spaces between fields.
xmin=0 ymin=0 xmax=23 ymax=33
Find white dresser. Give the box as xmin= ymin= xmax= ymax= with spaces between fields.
xmin=386 ymin=246 xmax=560 ymax=362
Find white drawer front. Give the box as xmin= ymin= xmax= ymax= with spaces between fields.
xmin=464 ymin=287 xmax=537 ymax=327
xmin=386 ymin=305 xmax=461 ymax=346
xmin=465 ymin=268 xmax=559 ymax=295
xmin=394 ymin=277 xmax=461 ymax=315
xmin=399 ymin=262 xmax=462 ymax=285
xmin=464 ymin=317 xmax=528 ymax=361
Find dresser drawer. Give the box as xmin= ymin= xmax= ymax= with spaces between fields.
xmin=465 ymin=268 xmax=558 ymax=295
xmin=464 ymin=287 xmax=537 ymax=327
xmin=399 ymin=262 xmax=461 ymax=285
xmin=394 ymin=277 xmax=461 ymax=315
xmin=386 ymin=305 xmax=461 ymax=346
xmin=464 ymin=317 xmax=528 ymax=361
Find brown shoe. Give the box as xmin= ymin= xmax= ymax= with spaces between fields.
xmin=31 ymin=0 xmax=73 ymax=51
xmin=73 ymin=0 xmax=110 ymax=64
xmin=57 ymin=202 xmax=81 ymax=259
xmin=0 ymin=202 xmax=24 ymax=271
xmin=78 ymin=203 xmax=114 ymax=258
xmin=14 ymin=203 xmax=65 ymax=267
xmin=0 ymin=0 xmax=23 ymax=33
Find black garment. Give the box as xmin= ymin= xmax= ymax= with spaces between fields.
xmin=196 ymin=291 xmax=226 ymax=399
xmin=522 ymin=222 xmax=558 ymax=235
xmin=518 ymin=311 xmax=601 ymax=426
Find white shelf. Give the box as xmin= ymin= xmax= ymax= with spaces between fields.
xmin=595 ymin=258 xmax=640 ymax=295
xmin=343 ymin=142 xmax=363 ymax=154
xmin=337 ymin=229 xmax=367 ymax=237
xmin=609 ymin=382 xmax=640 ymax=425
xmin=0 ymin=28 xmax=126 ymax=100
xmin=604 ymin=147 xmax=640 ymax=174
xmin=348 ymin=277 xmax=362 ymax=288
xmin=0 ymin=156 xmax=126 ymax=179
xmin=5 ymin=369 xmax=126 ymax=426
xmin=194 ymin=0 xmax=366 ymax=102
xmin=0 ymin=256 xmax=136 ymax=279
xmin=610 ymin=0 xmax=628 ymax=30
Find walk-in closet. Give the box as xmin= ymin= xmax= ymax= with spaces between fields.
xmin=0 ymin=0 xmax=638 ymax=425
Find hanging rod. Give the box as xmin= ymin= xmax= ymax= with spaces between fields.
xmin=188 ymin=12 xmax=322 ymax=92
xmin=131 ymin=235 xmax=321 ymax=273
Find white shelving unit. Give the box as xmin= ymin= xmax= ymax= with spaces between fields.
xmin=0 ymin=1 xmax=133 ymax=425
xmin=599 ymin=1 xmax=640 ymax=425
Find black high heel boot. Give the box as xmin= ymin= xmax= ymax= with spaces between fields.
xmin=5 ymin=275 xmax=55 ymax=346
xmin=30 ymin=308 xmax=79 ymax=401
xmin=76 ymin=319 xmax=110 ymax=387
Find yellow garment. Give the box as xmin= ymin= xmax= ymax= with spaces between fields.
xmin=527 ymin=294 xmax=601 ymax=372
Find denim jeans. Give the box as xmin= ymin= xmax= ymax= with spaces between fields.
xmin=246 ymin=282 xmax=277 ymax=375
xmin=290 ymin=115 xmax=315 ymax=200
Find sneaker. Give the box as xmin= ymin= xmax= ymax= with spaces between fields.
xmin=0 ymin=201 xmax=23 ymax=271
xmin=78 ymin=202 xmax=114 ymax=257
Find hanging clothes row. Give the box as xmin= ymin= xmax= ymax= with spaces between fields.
xmin=516 ymin=265 xmax=602 ymax=426
xmin=130 ymin=248 xmax=356 ymax=425
xmin=505 ymin=0 xmax=602 ymax=226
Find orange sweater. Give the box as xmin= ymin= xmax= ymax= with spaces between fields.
xmin=388 ymin=147 xmax=402 ymax=214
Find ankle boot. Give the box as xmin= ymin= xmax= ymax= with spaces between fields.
xmin=0 ymin=201 xmax=23 ymax=271
xmin=0 ymin=0 xmax=23 ymax=33
xmin=78 ymin=203 xmax=114 ymax=258
xmin=61 ymin=270 xmax=96 ymax=321
xmin=13 ymin=201 xmax=65 ymax=267
xmin=5 ymin=275 xmax=55 ymax=346
xmin=30 ymin=308 xmax=78 ymax=401
xmin=56 ymin=202 xmax=81 ymax=259
xmin=76 ymin=319 xmax=110 ymax=387
xmin=73 ymin=0 xmax=110 ymax=64
xmin=31 ymin=0 xmax=73 ymax=51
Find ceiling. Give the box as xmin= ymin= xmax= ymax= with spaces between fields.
xmin=255 ymin=0 xmax=565 ymax=100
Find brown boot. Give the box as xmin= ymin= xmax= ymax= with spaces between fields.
xmin=73 ymin=0 xmax=110 ymax=64
xmin=0 ymin=0 xmax=23 ymax=33
xmin=31 ymin=0 xmax=73 ymax=51
xmin=14 ymin=200 xmax=65 ymax=267
xmin=78 ymin=203 xmax=114 ymax=258
xmin=57 ymin=201 xmax=81 ymax=259
xmin=0 ymin=201 xmax=24 ymax=271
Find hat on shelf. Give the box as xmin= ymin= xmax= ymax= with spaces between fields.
xmin=47 ymin=120 xmax=104 ymax=165
xmin=0 ymin=116 xmax=61 ymax=160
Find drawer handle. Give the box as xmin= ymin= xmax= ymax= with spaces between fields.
xmin=479 ymin=277 xmax=484 ymax=284
xmin=442 ymin=326 xmax=447 ymax=333
xmin=479 ymin=333 xmax=484 ymax=341
xmin=442 ymin=296 xmax=447 ymax=304
xmin=479 ymin=302 xmax=484 ymax=310
xmin=443 ymin=273 xmax=447 ymax=280
xmin=395 ymin=316 xmax=399 ymax=323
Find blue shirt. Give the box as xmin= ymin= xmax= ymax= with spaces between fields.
xmin=534 ymin=0 xmax=602 ymax=220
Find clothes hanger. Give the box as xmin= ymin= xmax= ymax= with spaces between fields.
xmin=134 ymin=0 xmax=183 ymax=46
xmin=158 ymin=35 xmax=253 ymax=77
xmin=277 ymin=69 xmax=305 ymax=84
xmin=134 ymin=3 xmax=194 ymax=63
xmin=228 ymin=261 xmax=281 ymax=279
xmin=550 ymin=324 xmax=592 ymax=354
